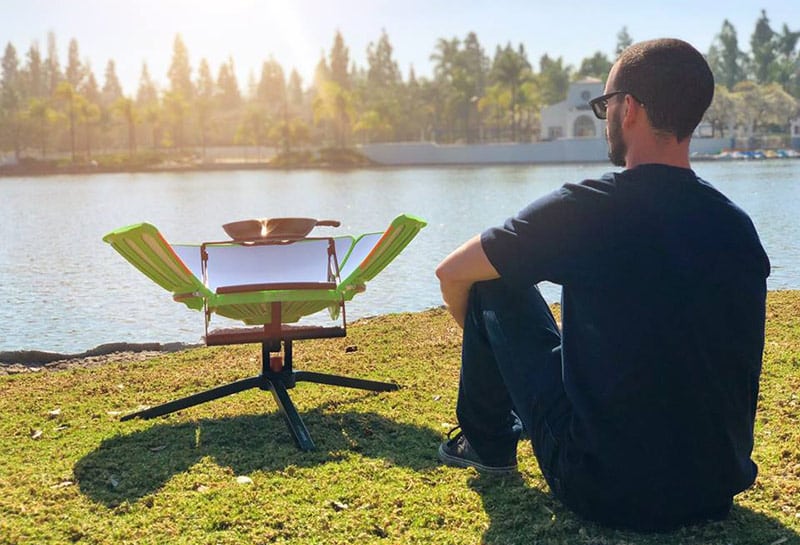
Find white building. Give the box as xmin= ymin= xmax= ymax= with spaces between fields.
xmin=540 ymin=78 xmax=605 ymax=140
xmin=792 ymin=117 xmax=800 ymax=148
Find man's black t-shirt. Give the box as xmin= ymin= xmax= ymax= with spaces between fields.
xmin=481 ymin=164 xmax=770 ymax=527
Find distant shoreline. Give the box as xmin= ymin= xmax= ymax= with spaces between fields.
xmin=0 ymin=160 xmax=378 ymax=178
xmin=5 ymin=155 xmax=799 ymax=179
xmin=0 ymin=161 xmax=288 ymax=178
xmin=3 ymin=144 xmax=798 ymax=178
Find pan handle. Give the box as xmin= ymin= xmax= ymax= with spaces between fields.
xmin=316 ymin=220 xmax=341 ymax=228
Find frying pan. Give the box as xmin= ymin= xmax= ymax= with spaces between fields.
xmin=222 ymin=217 xmax=340 ymax=241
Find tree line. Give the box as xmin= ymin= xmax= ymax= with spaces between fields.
xmin=1 ymin=10 xmax=799 ymax=165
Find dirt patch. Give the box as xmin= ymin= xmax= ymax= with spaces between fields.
xmin=0 ymin=342 xmax=199 ymax=376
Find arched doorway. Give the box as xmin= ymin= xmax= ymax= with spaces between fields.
xmin=573 ymin=115 xmax=597 ymax=138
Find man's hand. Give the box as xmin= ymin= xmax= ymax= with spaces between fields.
xmin=435 ymin=234 xmax=500 ymax=328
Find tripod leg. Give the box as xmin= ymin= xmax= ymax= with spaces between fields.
xmin=268 ymin=379 xmax=316 ymax=451
xmin=294 ymin=371 xmax=399 ymax=392
xmin=121 ymin=376 xmax=263 ymax=421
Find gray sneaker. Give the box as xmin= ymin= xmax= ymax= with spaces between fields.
xmin=438 ymin=427 xmax=517 ymax=474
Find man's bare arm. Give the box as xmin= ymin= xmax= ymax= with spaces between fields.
xmin=435 ymin=234 xmax=500 ymax=328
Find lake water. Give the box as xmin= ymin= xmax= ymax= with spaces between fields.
xmin=1 ymin=160 xmax=798 ymax=354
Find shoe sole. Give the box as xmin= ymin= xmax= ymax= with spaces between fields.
xmin=438 ymin=444 xmax=518 ymax=475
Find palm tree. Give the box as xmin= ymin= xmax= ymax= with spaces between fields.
xmin=479 ymin=83 xmax=511 ymax=141
xmin=490 ymin=45 xmax=532 ymax=141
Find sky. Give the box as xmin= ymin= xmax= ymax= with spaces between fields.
xmin=2 ymin=0 xmax=798 ymax=95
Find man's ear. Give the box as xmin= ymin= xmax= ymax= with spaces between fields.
xmin=621 ymin=95 xmax=645 ymax=129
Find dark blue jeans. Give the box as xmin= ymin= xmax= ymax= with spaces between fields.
xmin=456 ymin=279 xmax=571 ymax=491
xmin=455 ymin=280 xmax=734 ymax=531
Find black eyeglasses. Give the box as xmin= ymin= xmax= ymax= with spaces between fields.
xmin=588 ymin=91 xmax=644 ymax=120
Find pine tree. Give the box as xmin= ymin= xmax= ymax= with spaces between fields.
xmin=136 ymin=62 xmax=159 ymax=106
xmin=23 ymin=42 xmax=44 ymax=99
xmin=43 ymin=31 xmax=62 ymax=97
xmin=707 ymin=20 xmax=746 ymax=89
xmin=751 ymin=9 xmax=777 ymax=84
xmin=168 ymin=34 xmax=194 ymax=99
xmin=66 ymin=38 xmax=84 ymax=88
xmin=329 ymin=31 xmax=350 ymax=89
xmin=102 ymin=59 xmax=123 ymax=106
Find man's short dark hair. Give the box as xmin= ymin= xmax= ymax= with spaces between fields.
xmin=614 ymin=38 xmax=714 ymax=142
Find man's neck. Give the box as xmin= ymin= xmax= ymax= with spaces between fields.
xmin=625 ymin=135 xmax=692 ymax=170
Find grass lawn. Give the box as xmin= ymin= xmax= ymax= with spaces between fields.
xmin=1 ymin=292 xmax=798 ymax=544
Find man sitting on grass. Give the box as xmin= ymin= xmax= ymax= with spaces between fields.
xmin=435 ymin=38 xmax=770 ymax=532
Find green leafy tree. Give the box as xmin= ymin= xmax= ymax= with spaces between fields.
xmin=703 ymin=84 xmax=736 ymax=137
xmin=75 ymin=64 xmax=101 ymax=158
xmin=490 ymin=44 xmax=533 ymax=141
xmin=136 ymin=62 xmax=159 ymax=106
xmin=762 ymin=82 xmax=799 ymax=130
xmin=576 ymin=51 xmax=612 ymax=81
xmin=213 ymin=57 xmax=242 ymax=145
xmin=730 ymin=80 xmax=797 ymax=141
xmin=287 ymin=69 xmax=304 ymax=110
xmin=1 ymin=42 xmax=25 ymax=158
xmin=397 ymin=66 xmax=428 ymax=142
xmin=329 ymin=31 xmax=350 ymax=90
xmin=268 ymin=116 xmax=309 ymax=153
xmin=774 ymin=23 xmax=800 ymax=96
xmin=517 ymin=78 xmax=542 ymax=140
xmin=65 ymin=38 xmax=84 ymax=88
xmin=43 ymin=31 xmax=61 ymax=97
xmin=460 ymin=32 xmax=489 ymax=142
xmin=707 ymin=20 xmax=747 ymax=90
xmin=101 ymin=60 xmax=123 ymax=106
xmin=363 ymin=30 xmax=403 ymax=142
xmin=257 ymin=57 xmax=286 ymax=113
xmin=235 ymin=104 xmax=269 ymax=159
xmin=216 ymin=57 xmax=241 ymax=109
xmin=195 ymin=58 xmax=215 ymax=155
xmin=25 ymin=97 xmax=57 ymax=157
xmin=168 ymin=34 xmax=194 ymax=99
xmin=313 ymin=55 xmax=330 ymax=90
xmin=537 ymin=54 xmax=570 ymax=105
xmin=141 ymin=102 xmax=162 ymax=150
xmin=162 ymin=90 xmax=188 ymax=151
xmin=750 ymin=9 xmax=778 ymax=84
xmin=479 ymin=81 xmax=511 ymax=141
xmin=429 ymin=36 xmax=462 ymax=142
xmin=79 ymin=98 xmax=101 ymax=159
xmin=113 ymin=96 xmax=138 ymax=156
xmin=615 ymin=27 xmax=633 ymax=57
xmin=428 ymin=33 xmax=488 ymax=142
xmin=134 ymin=62 xmax=161 ymax=150
xmin=23 ymin=42 xmax=44 ymax=99
xmin=54 ymin=81 xmax=80 ymax=161
xmin=80 ymin=65 xmax=100 ymax=104
xmin=353 ymin=109 xmax=392 ymax=143
xmin=313 ymin=79 xmax=354 ymax=147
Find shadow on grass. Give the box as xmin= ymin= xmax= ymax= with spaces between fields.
xmin=467 ymin=471 xmax=800 ymax=544
xmin=74 ymin=408 xmax=441 ymax=507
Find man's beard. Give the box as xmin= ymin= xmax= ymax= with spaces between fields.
xmin=607 ymin=111 xmax=627 ymax=167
